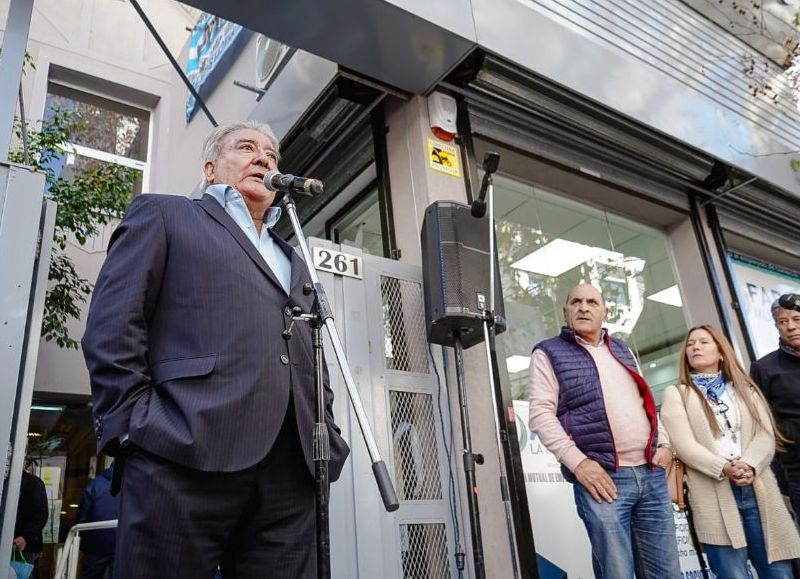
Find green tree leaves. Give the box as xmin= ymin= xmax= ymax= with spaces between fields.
xmin=10 ymin=108 xmax=135 ymax=348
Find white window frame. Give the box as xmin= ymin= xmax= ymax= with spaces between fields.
xmin=45 ymin=82 xmax=152 ymax=193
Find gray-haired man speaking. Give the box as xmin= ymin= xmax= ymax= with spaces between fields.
xmin=82 ymin=121 xmax=349 ymax=578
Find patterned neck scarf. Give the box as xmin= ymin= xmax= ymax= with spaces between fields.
xmin=691 ymin=371 xmax=728 ymax=402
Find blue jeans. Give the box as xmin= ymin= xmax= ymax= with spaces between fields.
xmin=573 ymin=465 xmax=681 ymax=578
xmin=703 ymin=484 xmax=793 ymax=579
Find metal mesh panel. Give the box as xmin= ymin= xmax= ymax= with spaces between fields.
xmin=399 ymin=523 xmax=450 ymax=579
xmin=390 ymin=390 xmax=442 ymax=501
xmin=381 ymin=276 xmax=429 ymax=373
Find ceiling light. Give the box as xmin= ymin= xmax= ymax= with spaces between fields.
xmin=646 ymin=285 xmax=683 ymax=307
xmin=649 ymin=362 xmax=657 ymax=368
xmin=30 ymin=405 xmax=64 ymax=412
xmin=511 ymin=239 xmax=632 ymax=278
xmin=505 ymin=355 xmax=531 ymax=374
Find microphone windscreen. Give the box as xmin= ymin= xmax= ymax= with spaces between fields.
xmin=471 ymin=200 xmax=487 ymax=218
xmin=306 ymin=180 xmax=324 ymax=195
xmin=263 ymin=170 xmax=281 ymax=192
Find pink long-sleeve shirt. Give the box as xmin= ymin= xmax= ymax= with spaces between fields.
xmin=528 ymin=337 xmax=668 ymax=473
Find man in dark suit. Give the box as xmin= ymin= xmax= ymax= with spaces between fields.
xmin=82 ymin=120 xmax=349 ymax=579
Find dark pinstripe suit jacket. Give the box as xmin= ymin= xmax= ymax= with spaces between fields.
xmin=82 ymin=193 xmax=349 ymax=479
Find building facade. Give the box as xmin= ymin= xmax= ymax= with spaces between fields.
xmin=6 ymin=0 xmax=800 ymax=577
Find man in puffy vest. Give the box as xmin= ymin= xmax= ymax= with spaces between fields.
xmin=528 ymin=283 xmax=680 ymax=578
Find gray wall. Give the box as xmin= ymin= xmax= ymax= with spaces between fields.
xmin=0 ymin=0 xmax=197 ymax=395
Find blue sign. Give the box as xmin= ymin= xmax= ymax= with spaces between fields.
xmin=185 ymin=14 xmax=251 ymax=123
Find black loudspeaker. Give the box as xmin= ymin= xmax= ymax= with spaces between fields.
xmin=421 ymin=200 xmax=506 ymax=349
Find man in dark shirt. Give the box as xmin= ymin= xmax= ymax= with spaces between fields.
xmin=750 ymin=293 xmax=800 ymax=514
xmin=13 ymin=468 xmax=49 ymax=577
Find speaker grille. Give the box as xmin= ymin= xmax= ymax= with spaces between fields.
xmin=441 ymin=242 xmax=491 ymax=316
xmin=421 ymin=201 xmax=506 ymax=349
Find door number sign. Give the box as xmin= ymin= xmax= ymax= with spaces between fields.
xmin=313 ymin=246 xmax=363 ymax=279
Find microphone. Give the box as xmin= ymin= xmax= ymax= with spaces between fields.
xmin=779 ymin=293 xmax=800 ymax=312
xmin=471 ymin=151 xmax=500 ymax=218
xmin=263 ymin=170 xmax=324 ymax=196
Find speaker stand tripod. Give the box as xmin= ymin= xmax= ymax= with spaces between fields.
xmin=452 ymin=331 xmax=487 ymax=579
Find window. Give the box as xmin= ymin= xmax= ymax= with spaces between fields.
xmin=44 ymin=83 xmax=150 ymax=197
xmin=328 ymin=187 xmax=388 ymax=257
xmin=494 ymin=174 xmax=688 ymax=405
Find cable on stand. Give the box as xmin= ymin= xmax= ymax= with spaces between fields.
xmin=452 ymin=330 xmax=487 ymax=578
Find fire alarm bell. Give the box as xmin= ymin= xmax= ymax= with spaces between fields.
xmin=428 ymin=92 xmax=457 ymax=141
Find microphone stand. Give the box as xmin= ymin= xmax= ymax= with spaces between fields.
xmin=283 ymin=304 xmax=331 ymax=578
xmin=472 ymin=152 xmax=538 ymax=579
xmin=279 ymin=188 xmax=400 ymax=579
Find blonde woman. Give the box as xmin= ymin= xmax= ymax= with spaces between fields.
xmin=661 ymin=325 xmax=800 ymax=579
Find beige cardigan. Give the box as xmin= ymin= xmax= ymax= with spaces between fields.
xmin=661 ymin=384 xmax=800 ymax=563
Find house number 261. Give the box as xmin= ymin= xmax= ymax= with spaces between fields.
xmin=312 ymin=247 xmax=363 ymax=279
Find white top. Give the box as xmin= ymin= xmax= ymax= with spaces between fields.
xmin=708 ymin=387 xmax=742 ymax=460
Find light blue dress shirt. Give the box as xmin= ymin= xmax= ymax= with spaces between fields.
xmin=206 ymin=184 xmax=292 ymax=294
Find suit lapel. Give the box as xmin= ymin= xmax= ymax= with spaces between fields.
xmin=273 ymin=234 xmax=308 ymax=295
xmin=198 ymin=194 xmax=284 ymax=291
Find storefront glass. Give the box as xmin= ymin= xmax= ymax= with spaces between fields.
xmin=729 ymin=253 xmax=800 ymax=358
xmin=24 ymin=397 xmax=99 ymax=579
xmin=493 ymin=174 xmax=688 ymax=404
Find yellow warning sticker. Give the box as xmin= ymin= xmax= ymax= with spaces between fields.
xmin=427 ymin=138 xmax=461 ymax=177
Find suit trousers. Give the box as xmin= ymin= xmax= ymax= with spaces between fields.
xmin=113 ymin=397 xmax=316 ymax=579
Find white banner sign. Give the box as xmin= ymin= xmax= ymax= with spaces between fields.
xmin=730 ymin=255 xmax=800 ymax=359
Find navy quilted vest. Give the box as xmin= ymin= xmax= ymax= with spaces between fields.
xmin=534 ymin=326 xmax=658 ymax=482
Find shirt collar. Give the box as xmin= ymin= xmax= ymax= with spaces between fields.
xmin=573 ymin=328 xmax=607 ymax=348
xmin=205 ymin=184 xmax=282 ymax=230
